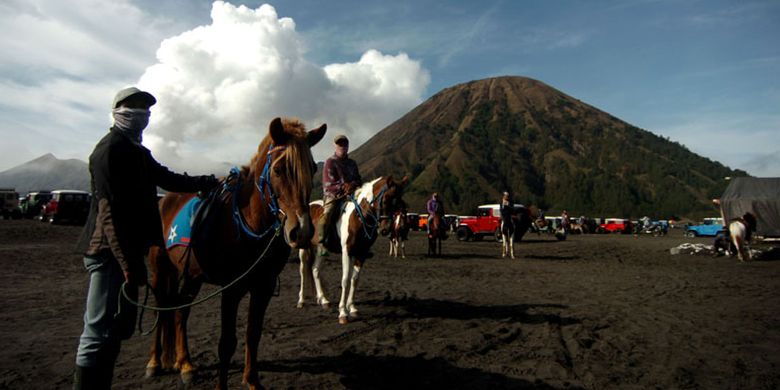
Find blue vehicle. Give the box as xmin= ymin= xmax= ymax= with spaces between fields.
xmin=684 ymin=218 xmax=724 ymax=237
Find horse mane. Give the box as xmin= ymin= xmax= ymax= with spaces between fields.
xmin=241 ymin=118 xmax=315 ymax=196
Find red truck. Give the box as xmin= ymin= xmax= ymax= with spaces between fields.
xmin=596 ymin=218 xmax=632 ymax=234
xmin=457 ymin=204 xmax=524 ymax=241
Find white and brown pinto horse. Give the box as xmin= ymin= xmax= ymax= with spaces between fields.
xmin=388 ymin=208 xmax=409 ymax=258
xmin=298 ymin=176 xmax=408 ymax=323
xmin=729 ymin=212 xmax=757 ymax=262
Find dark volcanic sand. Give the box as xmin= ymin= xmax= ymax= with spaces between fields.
xmin=1 ymin=220 xmax=778 ymax=389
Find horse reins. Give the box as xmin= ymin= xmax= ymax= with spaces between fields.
xmin=118 ymin=144 xmax=290 ymax=333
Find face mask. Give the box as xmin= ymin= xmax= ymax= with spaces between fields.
xmin=112 ymin=107 xmax=150 ymax=142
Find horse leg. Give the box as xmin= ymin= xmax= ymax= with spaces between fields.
xmin=243 ymin=286 xmax=273 ymax=390
xmin=145 ymin=247 xmax=177 ymax=378
xmin=298 ymin=248 xmax=314 ymax=308
xmin=216 ymin=289 xmax=242 ymax=390
xmin=346 ymin=259 xmax=363 ymax=319
xmin=312 ymin=248 xmax=330 ymax=309
xmin=338 ymin=252 xmax=353 ymax=324
xmin=509 ymin=236 xmax=515 ymax=259
xmin=174 ymin=280 xmax=202 ymax=385
xmin=501 ymin=234 xmax=507 ymax=257
xmin=401 ymin=239 xmax=406 ymax=259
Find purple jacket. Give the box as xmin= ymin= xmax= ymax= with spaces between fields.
xmin=323 ymin=154 xmax=361 ymax=197
xmin=427 ymin=198 xmax=443 ymax=215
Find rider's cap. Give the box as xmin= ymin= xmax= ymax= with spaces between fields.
xmin=112 ymin=87 xmax=156 ymax=109
xmin=334 ymin=134 xmax=349 ymax=144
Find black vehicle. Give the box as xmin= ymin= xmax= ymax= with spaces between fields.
xmin=20 ymin=191 xmax=53 ymax=218
xmin=40 ymin=190 xmax=91 ymax=224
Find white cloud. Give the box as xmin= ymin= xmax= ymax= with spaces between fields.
xmin=138 ymin=1 xmax=430 ymax=173
xmin=0 ymin=0 xmax=185 ymax=169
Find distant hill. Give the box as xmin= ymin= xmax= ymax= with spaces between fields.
xmin=349 ymin=76 xmax=746 ymax=218
xmin=0 ymin=154 xmax=89 ymax=195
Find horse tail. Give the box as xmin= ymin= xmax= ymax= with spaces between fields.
xmin=148 ymin=246 xmax=178 ymax=369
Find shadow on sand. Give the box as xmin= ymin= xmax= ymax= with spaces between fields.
xmin=259 ymin=352 xmax=581 ymax=389
xmin=363 ymin=297 xmax=580 ymax=326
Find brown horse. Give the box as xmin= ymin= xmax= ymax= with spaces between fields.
xmin=297 ymin=175 xmax=408 ymax=323
xmin=427 ymin=213 xmax=445 ymax=256
xmin=144 ymin=118 xmax=325 ymax=390
xmin=388 ymin=207 xmax=409 ymax=258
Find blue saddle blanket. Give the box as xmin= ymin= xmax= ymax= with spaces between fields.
xmin=166 ymin=197 xmax=202 ymax=249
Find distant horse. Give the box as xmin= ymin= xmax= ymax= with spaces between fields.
xmin=298 ymin=176 xmax=408 ymax=324
xmin=427 ymin=213 xmax=445 ymax=257
xmin=729 ymin=212 xmax=757 ymax=262
xmin=500 ymin=206 xmax=534 ymax=259
xmin=388 ymin=208 xmax=409 ymax=258
xmin=144 ymin=118 xmax=325 ymax=390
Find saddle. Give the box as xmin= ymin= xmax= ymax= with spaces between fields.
xmin=189 ymin=185 xmax=227 ymax=260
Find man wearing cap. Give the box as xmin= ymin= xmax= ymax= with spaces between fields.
xmin=72 ymin=87 xmax=219 ymax=389
xmin=319 ymin=134 xmax=362 ymax=247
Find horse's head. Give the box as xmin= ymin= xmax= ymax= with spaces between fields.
xmin=253 ymin=117 xmax=326 ymax=248
xmin=375 ymin=175 xmax=409 ymax=236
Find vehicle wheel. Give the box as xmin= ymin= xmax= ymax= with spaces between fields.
xmin=684 ymin=231 xmax=696 ymax=238
xmin=456 ymin=227 xmax=472 ymax=241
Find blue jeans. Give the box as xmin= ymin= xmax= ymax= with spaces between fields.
xmin=75 ymin=253 xmax=137 ymax=367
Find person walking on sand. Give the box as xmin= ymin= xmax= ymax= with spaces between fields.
xmin=73 ymin=87 xmax=219 ymax=389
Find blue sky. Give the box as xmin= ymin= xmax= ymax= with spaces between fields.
xmin=1 ymin=0 xmax=778 ymax=176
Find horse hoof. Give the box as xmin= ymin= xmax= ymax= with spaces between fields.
xmin=322 ymin=302 xmax=331 ymax=310
xmin=144 ymin=365 xmax=159 ymax=379
xmin=180 ymin=370 xmax=195 ymax=386
xmin=338 ymin=317 xmax=349 ymax=325
xmin=296 ymin=302 xmax=304 ymax=309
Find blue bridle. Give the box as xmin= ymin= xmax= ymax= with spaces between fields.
xmin=227 ymin=144 xmax=286 ymax=240
xmin=349 ymin=183 xmax=388 ymax=239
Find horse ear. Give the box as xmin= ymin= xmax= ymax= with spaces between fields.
xmin=307 ymin=123 xmax=327 ymax=146
xmin=269 ymin=117 xmax=289 ymax=145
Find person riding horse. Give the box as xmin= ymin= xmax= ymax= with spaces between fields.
xmin=500 ymin=191 xmax=514 ymax=227
xmin=426 ymin=192 xmax=444 ymax=236
xmin=318 ymin=134 xmax=362 ymax=248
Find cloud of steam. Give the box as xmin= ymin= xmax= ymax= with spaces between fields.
xmin=138 ymin=1 xmax=430 ymax=174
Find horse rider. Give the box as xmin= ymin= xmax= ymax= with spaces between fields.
xmin=426 ymin=192 xmax=444 ymax=235
xmin=73 ymin=87 xmax=219 ymax=389
xmin=499 ymin=191 xmax=514 ymax=227
xmin=319 ymin=134 xmax=362 ymax=247
xmin=561 ymin=210 xmax=571 ymax=233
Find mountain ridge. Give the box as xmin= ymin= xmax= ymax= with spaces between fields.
xmin=350 ymin=76 xmax=745 ymax=218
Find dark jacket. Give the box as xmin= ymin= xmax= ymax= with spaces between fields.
xmin=76 ymin=129 xmax=216 ymax=271
xmin=323 ymin=154 xmax=361 ymax=198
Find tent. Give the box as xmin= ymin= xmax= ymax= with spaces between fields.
xmin=720 ymin=177 xmax=780 ymax=237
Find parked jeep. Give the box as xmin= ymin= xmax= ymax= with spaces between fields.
xmin=684 ymin=218 xmax=723 ymax=237
xmin=596 ymin=218 xmax=632 ymax=234
xmin=19 ymin=191 xmax=53 ymax=218
xmin=39 ymin=190 xmax=91 ymax=224
xmin=456 ymin=204 xmax=525 ymax=241
xmin=1 ymin=188 xmax=21 ymax=219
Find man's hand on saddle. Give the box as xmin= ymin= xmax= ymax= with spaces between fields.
xmin=342 ymin=182 xmax=358 ymax=195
